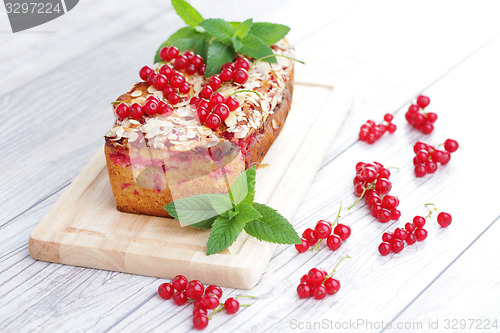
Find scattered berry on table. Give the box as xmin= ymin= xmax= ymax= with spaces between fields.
xmin=405 ymin=95 xmax=436 ymax=133
xmin=412 ymin=139 xmax=459 ymax=177
xmin=359 ymin=113 xmax=397 ymax=144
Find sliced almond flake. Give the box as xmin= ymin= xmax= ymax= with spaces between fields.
xmin=147 ymin=85 xmax=158 ymax=93
xmin=205 ymin=136 xmax=219 ymax=147
xmin=186 ymin=129 xmax=197 ymax=139
xmin=184 ymin=119 xmax=197 ymax=126
xmin=260 ymin=100 xmax=270 ymax=114
xmin=248 ymin=117 xmax=258 ymax=129
xmin=131 ymin=90 xmax=143 ymax=97
xmin=167 ymin=132 xmax=177 ymax=140
xmin=234 ymin=126 xmax=250 ymax=139
xmin=272 ymin=119 xmax=278 ymax=130
xmin=131 ymin=97 xmax=146 ymax=105
xmin=129 ymin=119 xmax=141 ymax=125
xmin=153 ymin=91 xmax=164 ymax=99
xmin=152 ymin=142 xmax=165 ymax=149
xmin=225 ymin=112 xmax=237 ymax=127
xmin=198 ymin=126 xmax=213 ymax=136
xmin=123 ymin=131 xmax=139 ymax=142
xmin=173 ymin=144 xmax=191 ymax=151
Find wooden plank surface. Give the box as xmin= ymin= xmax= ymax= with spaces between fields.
xmin=1 ymin=0 xmax=500 ymax=332
xmin=27 ymin=81 xmax=352 ymax=289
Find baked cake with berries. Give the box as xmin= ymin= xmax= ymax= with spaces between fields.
xmin=104 ymin=39 xmax=295 ymax=217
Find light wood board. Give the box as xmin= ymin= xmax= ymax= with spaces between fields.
xmin=27 ymin=80 xmax=353 ymax=289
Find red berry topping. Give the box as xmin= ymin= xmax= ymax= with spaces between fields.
xmin=139 ymin=66 xmax=154 ymax=81
xmin=191 ymin=54 xmax=204 ymax=68
xmin=213 ymin=103 xmax=230 ymax=121
xmin=168 ymin=92 xmax=181 ymax=105
xmin=196 ymin=98 xmax=209 ymax=110
xmin=209 ymin=92 xmax=225 ymax=107
xmin=158 ymin=282 xmax=174 ymax=299
xmin=174 ymin=55 xmax=188 ymax=70
xmin=295 ymin=238 xmax=309 ymax=253
xmin=233 ymin=68 xmax=249 ymax=84
xmin=169 ymin=74 xmax=185 ymax=88
xmin=205 ymin=113 xmax=221 ymax=130
xmin=415 ymin=228 xmax=428 ymax=241
xmin=158 ymin=101 xmax=174 ymax=116
xmin=193 ymin=314 xmax=209 ymax=330
xmin=224 ymin=297 xmax=240 ymax=314
xmin=129 ymin=103 xmax=144 ymax=120
xmin=323 ymin=277 xmax=341 ymax=294
xmin=147 ymin=73 xmax=157 ymax=86
xmin=115 ymin=103 xmax=130 ymax=119
xmin=307 ymin=268 xmax=326 ymax=285
xmin=326 ymin=234 xmax=342 ymax=251
xmin=185 ymin=280 xmax=205 ymax=300
xmin=416 ymin=95 xmax=430 ymax=108
xmin=196 ymin=107 xmax=209 ymax=123
xmin=312 ymin=284 xmax=327 ymax=300
xmin=198 ymin=64 xmax=206 ymax=75
xmin=200 ymin=85 xmax=213 ymax=100
xmin=220 ymin=68 xmax=233 ymax=82
xmin=183 ymin=51 xmax=194 ymax=61
xmin=235 ymin=57 xmax=250 ymax=70
xmin=173 ymin=290 xmax=188 ymax=306
xmin=186 ymin=64 xmax=197 ymax=75
xmin=159 ymin=47 xmax=170 ymax=61
xmin=205 ymin=285 xmax=223 ymax=298
xmin=225 ymin=96 xmax=239 ymax=111
xmin=159 ymin=64 xmax=174 ymax=78
xmin=437 ymin=212 xmax=452 ymax=227
xmin=143 ymin=99 xmax=159 ymax=116
xmin=165 ymin=46 xmax=179 ymax=61
xmin=378 ymin=242 xmax=391 ymax=256
xmin=172 ymin=275 xmax=188 ymax=291
xmin=333 ymin=224 xmax=351 ymax=241
xmin=313 ymin=220 xmax=332 ymax=239
xmin=209 ymin=75 xmax=222 ymax=90
xmin=179 ymin=82 xmax=191 ymax=94
xmin=413 ymin=216 xmax=426 ymax=228
xmin=297 ymin=283 xmax=312 ymax=298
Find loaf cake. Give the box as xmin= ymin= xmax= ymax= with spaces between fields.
xmin=104 ymin=39 xmax=295 ymax=217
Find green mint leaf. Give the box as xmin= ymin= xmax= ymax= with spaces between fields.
xmin=154 ymin=26 xmax=199 ymax=63
xmin=232 ymin=37 xmax=243 ymax=52
xmin=227 ymin=209 xmax=240 ymax=220
xmin=205 ymin=40 xmax=236 ymax=77
xmin=193 ymin=33 xmax=209 ymax=60
xmin=244 ymin=203 xmax=301 ymax=244
xmin=229 ymin=166 xmax=256 ymax=206
xmin=171 ymin=0 xmax=204 ymax=28
xmin=200 ymin=18 xmax=234 ymax=45
xmin=206 ymin=216 xmax=246 ymax=255
xmin=249 ymin=22 xmax=290 ymax=46
xmin=190 ymin=216 xmax=217 ymax=229
xmin=239 ymin=34 xmax=277 ymax=63
xmin=234 ymin=202 xmax=262 ymax=224
xmin=206 ymin=193 xmax=233 ymax=215
xmin=164 ymin=194 xmax=217 ymax=225
xmin=234 ymin=18 xmax=253 ymax=39
xmin=228 ymin=21 xmax=240 ymax=30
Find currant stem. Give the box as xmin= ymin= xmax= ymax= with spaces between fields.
xmin=310 ymin=239 xmax=324 ymax=252
xmin=235 ymin=295 xmax=257 ymax=299
xmin=348 ymin=185 xmax=370 ymax=210
xmin=326 ymin=254 xmax=351 ymax=279
xmin=230 ymin=89 xmax=262 ymax=98
xmin=424 ymin=202 xmax=439 ymax=219
xmin=331 ymin=202 xmax=343 ymax=227
xmin=387 ymin=166 xmax=400 ymax=170
xmin=111 ymin=100 xmax=127 ymax=105
xmin=208 ymin=305 xmax=224 ymax=320
xmin=251 ymin=54 xmax=306 ymax=69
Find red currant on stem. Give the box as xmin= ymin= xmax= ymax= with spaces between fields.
xmin=158 ymin=282 xmax=174 ymax=299
xmin=172 ymin=274 xmax=188 ymax=291
xmin=193 ymin=314 xmax=209 ymax=330
xmin=425 ymin=203 xmax=452 ymax=227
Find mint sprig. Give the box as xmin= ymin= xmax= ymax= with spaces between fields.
xmin=165 ymin=166 xmax=301 ymax=255
xmin=155 ymin=0 xmax=291 ymax=76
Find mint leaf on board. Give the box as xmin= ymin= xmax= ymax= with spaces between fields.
xmin=249 ymin=22 xmax=290 ymax=46
xmin=205 ymin=40 xmax=236 ymax=77
xmin=207 ymin=193 xmax=233 ymax=215
xmin=154 ymin=26 xmax=200 ymax=63
xmin=244 ymin=203 xmax=301 ymax=244
xmin=234 ymin=202 xmax=262 ymax=225
xmin=164 ymin=194 xmax=217 ymax=226
xmin=171 ymin=0 xmax=204 ymax=28
xmin=234 ymin=18 xmax=253 ymax=39
xmin=206 ymin=216 xmax=246 ymax=255
xmin=199 ymin=18 xmax=234 ymax=45
xmin=190 ymin=216 xmax=217 ymax=229
xmin=239 ymin=34 xmax=277 ymax=63
xmin=228 ymin=166 xmax=255 ymax=206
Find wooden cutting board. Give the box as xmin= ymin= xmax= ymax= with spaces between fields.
xmin=28 ymin=80 xmax=353 ymax=289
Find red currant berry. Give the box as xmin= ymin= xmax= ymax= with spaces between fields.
xmin=300 ymin=274 xmax=309 ymax=284
xmin=378 ymin=242 xmax=392 ymax=256
xmin=367 ymin=194 xmax=382 ymax=208
xmin=186 ymin=64 xmax=197 ymax=75
xmin=174 ymin=55 xmax=188 ymax=70
xmin=193 ymin=307 xmax=207 ymax=317
xmin=129 ymin=103 xmax=144 ymax=120
xmin=378 ymin=168 xmax=391 ymax=179
xmin=233 ymin=68 xmax=249 ymax=84
xmin=393 ymin=228 xmax=408 ymax=241
xmin=159 ymin=47 xmax=170 ymax=61
xmin=371 ymin=204 xmax=383 ymax=218
xmin=302 ymin=228 xmax=318 ymax=246
xmin=408 ymin=104 xmax=420 ymax=113
xmin=416 ymin=95 xmax=430 ymax=109
xmin=179 ymin=82 xmax=190 ymax=94
xmin=159 ymin=64 xmax=174 ymax=78
xmin=225 ymin=96 xmax=239 ymax=111
xmin=198 ymin=64 xmax=206 ymax=75
xmin=297 ymin=283 xmax=312 ymax=298
xmin=406 ymin=233 xmax=417 ymax=245
xmin=357 ymin=167 xmax=377 ymax=183
xmin=413 ymin=141 xmax=428 ymax=153
xmin=413 ymin=216 xmax=426 ymax=228
xmin=172 ymin=275 xmax=188 ymax=291
xmin=383 ymin=113 xmax=393 ymax=122
xmin=416 ymin=150 xmax=430 ymax=163
xmin=235 ymin=57 xmax=250 ymax=70
xmin=323 ymin=277 xmax=341 ymax=294
xmin=202 ymin=294 xmax=220 ymax=310
xmin=405 ymin=223 xmax=416 ymax=233
xmin=163 ymin=86 xmax=175 ymax=96
xmin=426 ymin=160 xmax=438 ymax=174
xmin=152 ymin=74 xmax=167 ymax=90
xmin=139 ymin=66 xmax=154 ymax=81
xmin=199 ymin=85 xmax=213 ymax=100
xmin=390 ymin=209 xmax=401 ymax=220
xmin=295 ymin=238 xmax=309 ymax=253
xmin=196 ymin=98 xmax=209 ymax=110
xmin=158 ymin=101 xmax=173 ymax=116
xmin=355 ymin=162 xmax=366 ymax=171
xmin=326 ymin=234 xmax=342 ymax=251
xmin=205 ymin=113 xmax=221 ymax=130
xmin=391 ymin=239 xmax=405 ymax=253
xmin=440 ymin=151 xmax=451 ymax=165
xmin=415 ymin=164 xmax=427 ymax=177
xmin=143 ymin=99 xmax=159 ymax=116
xmin=375 ymin=178 xmax=392 ymax=195
xmin=220 ymin=68 xmax=233 ymax=82
xmin=421 ymin=122 xmax=434 ymax=134
xmin=354 ymin=183 xmax=365 ymax=197
xmin=205 ymin=285 xmax=223 ymax=298
xmin=115 ymin=103 xmax=130 ymax=119
xmin=381 ymin=195 xmax=398 ymax=210
xmin=382 ymin=232 xmax=393 ymax=243
xmin=183 ymin=51 xmax=194 ymax=61
xmin=415 ymin=228 xmax=428 ymax=241
xmin=222 ymin=62 xmax=235 ymax=71
xmin=193 ymin=298 xmax=205 ymax=310
xmin=437 ymin=212 xmax=452 ymax=227
xmin=312 ymin=284 xmax=327 ymax=300
xmin=165 ymin=46 xmax=179 ymax=61
xmin=213 ymin=103 xmax=230 ymax=121
xmin=426 ymin=112 xmax=438 ymax=123
xmin=191 ymin=54 xmax=204 ymax=68
xmin=185 ymin=280 xmax=205 ymax=300
xmin=147 ymin=73 xmax=157 ymax=86
xmin=209 ymin=92 xmax=225 ymax=107
xmin=444 ymin=139 xmax=459 ymax=153
xmin=209 ymin=75 xmax=222 ymax=90
xmin=313 ymin=220 xmax=332 ymax=239
xmin=193 ymin=314 xmax=209 ymax=330
xmin=387 ymin=123 xmax=397 ymax=133
xmin=173 ymin=290 xmax=188 ymax=306
xmin=307 ymin=268 xmax=326 ymax=285
xmin=377 ymin=208 xmax=391 ymax=223
xmin=224 ymin=297 xmax=240 ymax=314
xmin=169 ymin=74 xmax=185 ymax=88
xmin=168 ymin=92 xmax=181 ymax=105
xmin=196 ymin=107 xmax=209 ymax=123
xmin=333 ymin=224 xmax=351 ymax=241
xmin=158 ymin=282 xmax=174 ymax=299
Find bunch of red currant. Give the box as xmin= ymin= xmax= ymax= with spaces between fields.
xmin=297 ymin=255 xmax=349 ymax=300
xmin=358 ymin=113 xmax=397 ymax=144
xmin=413 ymin=139 xmax=459 ymax=177
xmin=295 ymin=206 xmax=351 ymax=253
xmin=191 ymin=92 xmax=239 ymax=130
xmin=405 ymin=95 xmax=437 ymax=134
xmin=158 ymin=275 xmax=254 ymax=330
xmin=159 ymin=46 xmax=206 ymax=75
xmin=353 ymin=162 xmax=401 ymax=223
xmin=114 ymin=95 xmax=174 ymax=121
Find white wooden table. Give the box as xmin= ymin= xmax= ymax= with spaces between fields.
xmin=1 ymin=1 xmax=500 ymax=332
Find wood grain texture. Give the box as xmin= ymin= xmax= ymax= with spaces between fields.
xmin=1 ymin=0 xmax=500 ymax=332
